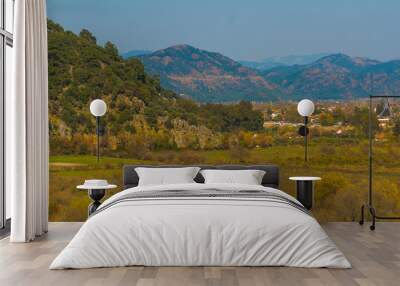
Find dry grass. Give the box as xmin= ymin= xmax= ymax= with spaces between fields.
xmin=49 ymin=141 xmax=400 ymax=222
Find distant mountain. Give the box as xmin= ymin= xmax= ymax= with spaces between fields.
xmin=240 ymin=53 xmax=331 ymax=70
xmin=262 ymin=53 xmax=400 ymax=99
xmin=121 ymin=49 xmax=152 ymax=59
xmin=135 ymin=44 xmax=400 ymax=102
xmin=138 ymin=44 xmax=280 ymax=102
xmin=359 ymin=59 xmax=400 ymax=96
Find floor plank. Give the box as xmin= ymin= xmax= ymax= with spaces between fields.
xmin=0 ymin=222 xmax=399 ymax=286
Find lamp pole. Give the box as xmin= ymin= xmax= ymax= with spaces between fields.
xmin=304 ymin=116 xmax=308 ymax=162
xmin=96 ymin=116 xmax=100 ymax=162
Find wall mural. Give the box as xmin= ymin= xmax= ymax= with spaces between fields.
xmin=47 ymin=1 xmax=400 ymax=222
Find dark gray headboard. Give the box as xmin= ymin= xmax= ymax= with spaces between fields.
xmin=123 ymin=165 xmax=279 ymax=189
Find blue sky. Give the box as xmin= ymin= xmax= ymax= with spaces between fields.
xmin=47 ymin=0 xmax=400 ymax=61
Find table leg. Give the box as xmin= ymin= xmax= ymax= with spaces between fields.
xmin=296 ymin=181 xmax=313 ymax=210
xmin=88 ymin=189 xmax=105 ymax=216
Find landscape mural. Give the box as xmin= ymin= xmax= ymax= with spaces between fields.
xmin=47 ymin=1 xmax=400 ymax=222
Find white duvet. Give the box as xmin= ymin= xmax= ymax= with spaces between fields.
xmin=50 ymin=183 xmax=351 ymax=269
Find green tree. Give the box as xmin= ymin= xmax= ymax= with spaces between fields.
xmin=79 ymin=29 xmax=97 ymax=43
xmin=104 ymin=41 xmax=119 ymax=60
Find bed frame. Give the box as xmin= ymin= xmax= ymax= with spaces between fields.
xmin=123 ymin=165 xmax=280 ymax=189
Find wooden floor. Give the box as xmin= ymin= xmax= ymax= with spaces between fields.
xmin=0 ymin=222 xmax=399 ymax=286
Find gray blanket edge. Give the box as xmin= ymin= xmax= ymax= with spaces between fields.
xmin=90 ymin=189 xmax=310 ymax=217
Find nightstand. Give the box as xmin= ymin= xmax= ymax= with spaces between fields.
xmin=289 ymin=177 xmax=321 ymax=210
xmin=77 ymin=180 xmax=117 ymax=216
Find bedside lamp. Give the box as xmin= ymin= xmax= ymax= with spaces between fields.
xmin=297 ymin=99 xmax=315 ymax=162
xmin=90 ymin=99 xmax=107 ymax=162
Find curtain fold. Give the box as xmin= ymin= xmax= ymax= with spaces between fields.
xmin=9 ymin=0 xmax=49 ymax=242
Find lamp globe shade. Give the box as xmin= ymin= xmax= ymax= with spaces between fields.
xmin=297 ymin=99 xmax=315 ymax=117
xmin=90 ymin=99 xmax=107 ymax=117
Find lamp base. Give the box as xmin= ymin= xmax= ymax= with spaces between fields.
xmin=88 ymin=189 xmax=105 ymax=216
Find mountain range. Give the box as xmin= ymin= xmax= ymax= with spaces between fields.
xmin=138 ymin=44 xmax=280 ymax=102
xmin=137 ymin=45 xmax=400 ymax=102
xmin=239 ymin=53 xmax=331 ymax=71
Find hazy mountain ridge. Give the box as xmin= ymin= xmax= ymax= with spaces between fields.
xmin=240 ymin=53 xmax=331 ymax=70
xmin=263 ymin=53 xmax=400 ymax=99
xmin=121 ymin=49 xmax=153 ymax=59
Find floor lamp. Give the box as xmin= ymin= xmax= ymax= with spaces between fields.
xmin=359 ymin=95 xmax=400 ymax=230
xmin=297 ymin=99 xmax=315 ymax=162
xmin=90 ymin=99 xmax=107 ymax=162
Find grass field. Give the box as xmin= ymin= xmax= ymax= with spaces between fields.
xmin=49 ymin=140 xmax=400 ymax=222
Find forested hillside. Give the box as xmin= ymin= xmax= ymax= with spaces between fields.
xmin=47 ymin=20 xmax=264 ymax=156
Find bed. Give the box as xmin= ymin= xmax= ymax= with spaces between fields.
xmin=50 ymin=165 xmax=351 ymax=269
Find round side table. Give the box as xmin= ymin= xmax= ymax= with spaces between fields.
xmin=289 ymin=177 xmax=321 ymax=210
xmin=77 ymin=181 xmax=117 ymax=216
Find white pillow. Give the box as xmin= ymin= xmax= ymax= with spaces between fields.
xmin=135 ymin=167 xmax=200 ymax=186
xmin=200 ymin=169 xmax=266 ymax=185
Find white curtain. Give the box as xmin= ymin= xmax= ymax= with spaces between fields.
xmin=9 ymin=0 xmax=49 ymax=242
